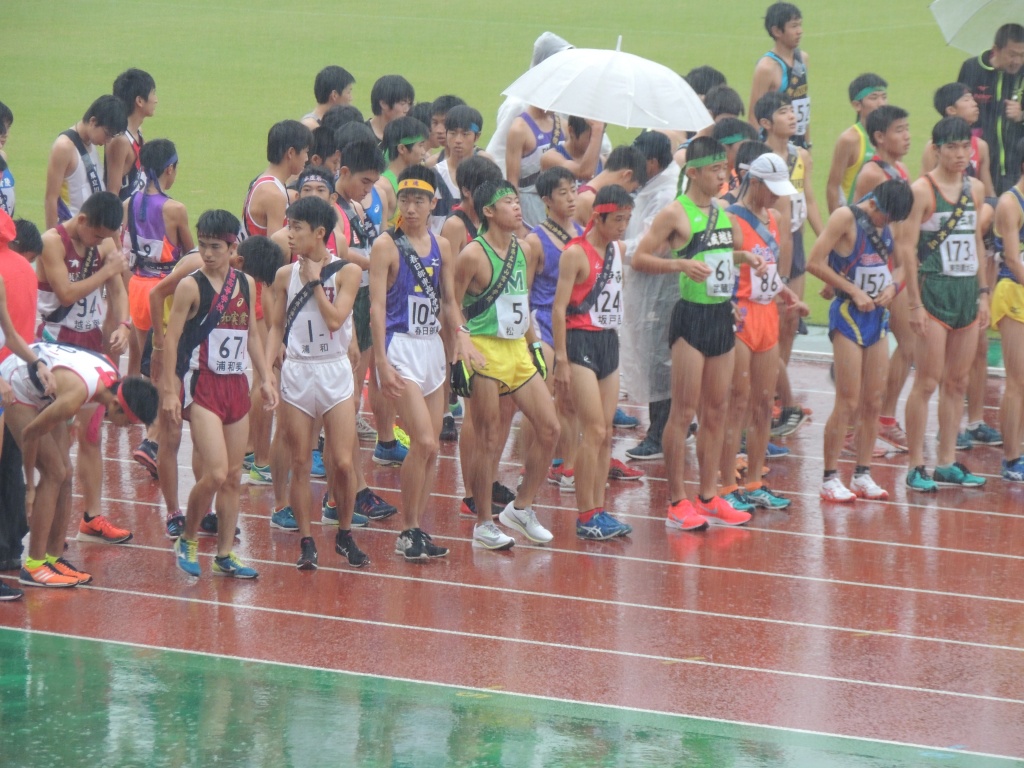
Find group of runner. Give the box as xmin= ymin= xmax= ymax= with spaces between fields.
xmin=1 ymin=4 xmax=1023 ymax=602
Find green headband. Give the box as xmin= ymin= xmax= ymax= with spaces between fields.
xmin=853 ymin=86 xmax=885 ymax=103
xmin=398 ymin=134 xmax=425 ymax=146
xmin=717 ymin=134 xmax=745 ymax=146
xmin=486 ymin=187 xmax=516 ymax=207
xmin=934 ymin=136 xmax=971 ymax=147
xmin=686 ymin=152 xmax=727 ymax=169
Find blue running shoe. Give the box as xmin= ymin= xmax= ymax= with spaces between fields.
xmin=613 ymin=408 xmax=639 ymax=429
xmin=249 ymin=464 xmax=272 ymax=484
xmin=357 ymin=489 xmax=397 ymax=521
xmin=373 ymin=441 xmax=408 ymax=466
xmin=765 ymin=442 xmax=790 ymax=459
xmin=451 ymin=400 xmax=463 ymax=418
xmin=933 ymin=462 xmax=986 ymax=488
xmin=310 ymin=449 xmax=326 ymax=478
xmin=745 ymin=485 xmax=792 ymax=509
xmin=722 ymin=489 xmax=755 ymax=512
xmin=1002 ymin=458 xmax=1024 ymax=482
xmin=576 ymin=510 xmax=631 ymax=540
xmin=906 ymin=467 xmax=938 ymax=493
xmin=242 ymin=452 xmax=255 ymax=472
xmin=212 ymin=552 xmax=258 ymax=579
xmin=173 ymin=537 xmax=200 ymax=577
xmin=320 ymin=491 xmax=368 ymax=526
xmin=165 ymin=513 xmax=185 ymax=540
xmin=271 ymin=506 xmax=298 ymax=531
xmin=967 ymin=423 xmax=1003 ymax=446
xmin=955 ymin=431 xmax=972 ymax=451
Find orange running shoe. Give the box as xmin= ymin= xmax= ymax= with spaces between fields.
xmin=694 ymin=495 xmax=752 ymax=527
xmin=50 ymin=557 xmax=93 ymax=584
xmin=665 ymin=499 xmax=709 ymax=531
xmin=18 ymin=563 xmax=78 ymax=588
xmin=77 ymin=515 xmax=133 ymax=544
xmin=608 ymin=458 xmax=644 ymax=481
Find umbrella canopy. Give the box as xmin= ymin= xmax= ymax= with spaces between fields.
xmin=501 ymin=45 xmax=712 ymax=132
xmin=930 ymin=0 xmax=1024 ymax=54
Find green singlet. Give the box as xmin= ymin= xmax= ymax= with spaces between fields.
xmin=917 ymin=176 xmax=979 ymax=329
xmin=463 ymin=236 xmax=530 ymax=339
xmin=674 ymin=195 xmax=735 ymax=305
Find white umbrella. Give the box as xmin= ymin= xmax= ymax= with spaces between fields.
xmin=930 ymin=0 xmax=1024 ymax=54
xmin=501 ymin=38 xmax=712 ymax=132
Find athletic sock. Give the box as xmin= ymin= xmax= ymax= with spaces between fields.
xmin=44 ymin=554 xmax=58 ymax=565
xmin=24 ymin=557 xmax=45 ymax=571
xmin=878 ymin=416 xmax=896 ymax=426
xmin=698 ymin=495 xmax=714 ymax=505
xmin=84 ymin=511 xmax=96 ymax=522
xmin=551 ymin=458 xmax=564 ymax=468
xmin=378 ymin=439 xmax=397 ymax=449
xmin=967 ymin=421 xmax=982 ymax=431
xmin=578 ymin=508 xmax=599 ymax=523
xmin=854 ymin=465 xmax=870 ymax=477
xmin=823 ymin=469 xmax=838 ymax=481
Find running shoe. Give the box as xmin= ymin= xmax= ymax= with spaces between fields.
xmin=608 ymin=458 xmax=644 ymax=481
xmin=199 ymin=512 xmax=240 ymax=538
xmin=558 ymin=470 xmax=576 ymax=493
xmin=459 ymin=497 xmax=478 ymax=518
xmin=613 ymin=408 xmax=639 ymax=428
xmin=765 ymin=442 xmax=790 ymax=459
xmin=722 ymin=489 xmax=755 ymax=512
xmin=50 ymin=557 xmax=92 ymax=584
xmin=396 ymin=529 xmax=449 ymax=560
xmin=248 ymin=464 xmax=273 ymax=485
xmin=335 ymin=530 xmax=370 ymax=567
xmin=547 ymin=465 xmax=564 ymax=485
xmin=472 ymin=522 xmax=515 ymax=550
xmin=394 ymin=426 xmax=411 ymax=448
xmin=310 ymin=449 xmax=326 ymax=478
xmin=491 ymin=481 xmax=516 ymax=506
xmin=243 ymin=452 xmax=255 ymax=472
xmin=842 ymin=432 xmax=887 ymax=459
xmin=212 ymin=552 xmax=259 ymax=579
xmin=966 ymin=423 xmax=1003 ymax=446
xmin=745 ymin=485 xmax=792 ymax=509
xmin=450 ymin=400 xmax=463 ymax=418
xmin=694 ymin=495 xmax=752 ymax=526
xmin=906 ymin=467 xmax=938 ymax=493
xmin=820 ymin=476 xmax=856 ymax=503
xmin=270 ymin=506 xmax=298 ymax=531
xmin=372 ymin=441 xmax=408 ymax=466
xmin=955 ymin=431 xmax=972 ymax=451
xmin=415 ymin=530 xmax=449 ymax=559
xmin=498 ymin=502 xmax=553 ymax=544
xmin=77 ymin=515 xmax=133 ymax=544
xmin=132 ymin=438 xmax=159 ymax=479
xmin=165 ymin=513 xmax=186 ymax=540
xmin=18 ymin=563 xmax=77 ymax=588
xmin=665 ymin=499 xmax=709 ymax=531
xmin=320 ymin=493 xmax=369 ymax=527
xmin=173 ymin=537 xmax=200 ymax=577
xmin=933 ymin=462 xmax=986 ymax=488
xmin=850 ymin=473 xmax=889 ymax=500
xmin=1002 ymin=458 xmax=1024 ymax=482
xmin=770 ymin=405 xmax=808 ymax=437
xmin=686 ymin=421 xmax=698 ymax=446
xmin=625 ymin=439 xmax=663 ymax=461
xmin=0 ymin=582 xmax=23 ymax=600
xmin=577 ymin=510 xmax=631 ymax=540
xmin=356 ymin=490 xmax=397 ymax=521
xmin=297 ymin=536 xmax=318 ymax=571
xmin=439 ymin=414 xmax=458 ymax=442
xmin=877 ymin=420 xmax=909 ymax=452
xmin=356 ymin=415 xmax=377 ymax=441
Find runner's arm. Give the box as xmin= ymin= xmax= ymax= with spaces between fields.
xmin=748 ymin=58 xmax=780 ymax=131
xmin=996 ymin=190 xmax=1024 ymax=284
xmin=631 ymin=203 xmax=689 ymax=274
xmin=801 ymin=149 xmax=823 ymax=236
xmin=104 ymin=135 xmax=131 ymax=194
xmin=826 ymin=131 xmax=856 ymax=214
xmin=43 ymin=139 xmax=73 ymax=230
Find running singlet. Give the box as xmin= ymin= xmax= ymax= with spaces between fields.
xmin=127 ymin=192 xmax=182 ymax=278
xmin=918 ymin=176 xmax=978 ymax=278
xmin=384 ymin=232 xmax=442 ymax=344
xmin=787 ymin=146 xmax=808 ymax=232
xmin=517 ymin=112 xmax=560 ymax=187
xmin=840 ymin=123 xmax=873 ymax=204
xmin=764 ymin=50 xmax=809 ymax=142
xmin=115 ymin=129 xmax=146 ymax=202
xmin=565 ymin=238 xmax=624 ymax=330
xmin=674 ymin=196 xmax=735 ymax=304
xmin=995 ymin=187 xmax=1024 ymax=283
xmin=286 ymin=256 xmax=351 ymax=359
xmin=529 ymin=219 xmax=582 ymax=313
xmin=430 ymin=159 xmax=460 ymax=234
xmin=58 ymin=129 xmax=103 ymax=223
xmin=828 ymin=209 xmax=894 ymax=299
xmin=177 ymin=269 xmax=251 ymax=378
xmin=463 ymin=237 xmax=530 ymax=339
xmin=37 ymin=224 xmax=106 ymax=334
xmin=338 ymin=198 xmax=378 ymax=286
xmin=729 ymin=205 xmax=783 ymax=303
xmin=33 ymin=342 xmax=118 ymax=405
xmin=0 ymin=156 xmax=14 ymax=216
xmin=242 ymin=175 xmax=288 ymax=237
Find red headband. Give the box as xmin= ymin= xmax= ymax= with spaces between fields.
xmin=115 ymin=383 xmax=143 ymax=425
xmin=592 ymin=203 xmax=621 ymax=214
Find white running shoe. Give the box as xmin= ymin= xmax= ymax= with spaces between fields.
xmin=356 ymin=415 xmax=377 ymax=441
xmin=850 ymin=472 xmax=889 ymax=500
xmin=473 ymin=522 xmax=515 ymax=550
xmin=559 ymin=471 xmax=576 ymax=493
xmin=820 ymin=476 xmax=856 ymax=503
xmin=498 ymin=502 xmax=553 ymax=544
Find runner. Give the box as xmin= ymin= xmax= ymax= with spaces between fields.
xmin=573 ymin=147 xmax=648 ymax=226
xmin=301 ymin=65 xmax=356 ymax=129
xmin=540 ymin=117 xmax=605 ymax=182
xmin=749 ymin=2 xmax=810 ymax=148
xmin=375 ymin=116 xmax=429 ymax=228
xmin=921 ymin=83 xmax=996 ymax=197
xmin=505 ymin=105 xmax=562 ymax=228
xmin=0 ymin=101 xmax=15 ymax=217
xmin=366 ymin=75 xmax=414 ymax=145
xmin=825 ymin=74 xmax=888 ymax=213
xmin=106 ymin=68 xmax=157 ymax=201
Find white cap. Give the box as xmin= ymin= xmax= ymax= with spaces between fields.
xmin=747 ymin=153 xmax=798 ymax=196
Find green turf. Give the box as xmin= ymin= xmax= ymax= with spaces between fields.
xmin=4 ymin=1 xmax=972 ymax=323
xmin=1 ymin=628 xmax=1016 ymax=767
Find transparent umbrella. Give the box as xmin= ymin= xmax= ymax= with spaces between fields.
xmin=930 ymin=0 xmax=1024 ymax=54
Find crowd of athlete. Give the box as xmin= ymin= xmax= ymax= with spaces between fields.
xmin=1 ymin=3 xmax=1023 ymax=601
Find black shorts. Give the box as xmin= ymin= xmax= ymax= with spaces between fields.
xmin=668 ymin=298 xmax=735 ymax=358
xmin=791 ymin=229 xmax=806 ymax=279
xmin=353 ymin=284 xmax=372 ymax=353
xmin=566 ymin=328 xmax=619 ymax=380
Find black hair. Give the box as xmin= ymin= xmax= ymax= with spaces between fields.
xmin=705 ymin=85 xmax=745 ymax=119
xmin=340 ymin=140 xmax=385 ymax=174
xmin=735 ymin=140 xmax=771 ymax=177
xmin=872 ymin=178 xmax=913 ymax=222
xmin=309 ymin=125 xmax=340 ymax=165
xmin=431 ymin=94 xmax=465 ymax=117
xmin=112 ymin=68 xmax=155 ymax=114
xmin=592 ymin=184 xmax=634 ymax=219
xmin=396 ymin=165 xmax=439 ymax=199
xmin=712 ymin=118 xmax=758 ymax=145
xmin=297 ymin=164 xmax=336 ymax=192
xmin=605 ymin=146 xmax=648 ymax=186
xmin=335 ymin=122 xmax=376 ymax=151
xmin=80 ymin=191 xmax=123 ymax=230
xmin=10 ymin=219 xmax=42 ymax=257
xmin=321 ymin=105 xmax=363 ymax=134
xmin=0 ymin=101 xmax=11 ymax=131
xmin=933 ymin=83 xmax=971 ymax=116
xmin=83 ymin=95 xmax=127 ymax=134
xmin=865 ymin=105 xmax=909 ymax=147
xmin=932 ymin=116 xmax=972 ymax=147
xmin=112 ymin=377 xmax=159 ymax=426
xmin=631 ymin=131 xmax=672 ymax=172
xmin=765 ymin=2 xmax=801 ymax=37
xmin=848 ymin=73 xmax=888 ymax=102
xmin=370 ymin=75 xmax=415 ymax=116
xmin=995 ymin=23 xmax=1024 ymax=49
xmin=138 ymin=139 xmax=177 ymax=182
xmin=196 ymin=209 xmax=241 ymax=241
xmin=472 ymin=179 xmax=516 ymax=226
xmin=684 ymin=66 xmax=726 ymax=97
xmin=754 ymin=91 xmax=792 ymax=124
xmin=410 ymin=102 xmax=434 ymax=128
xmin=445 ymin=105 xmax=483 ymax=134
xmin=536 ymin=167 xmax=577 ymax=199
xmin=680 ymin=136 xmax=729 ymax=195
xmin=314 ymin=65 xmax=355 ymax=105
xmin=567 ymin=116 xmax=590 ymax=137
xmin=383 ymin=116 xmax=429 ymax=160
xmin=237 ymin=235 xmax=285 ymax=285
xmin=286 ymin=196 xmax=338 ymax=245
xmin=455 ymin=155 xmax=503 ymax=198
xmin=267 ymin=120 xmax=312 ymax=164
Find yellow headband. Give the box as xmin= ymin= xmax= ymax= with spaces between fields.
xmin=397 ymin=178 xmax=435 ymax=196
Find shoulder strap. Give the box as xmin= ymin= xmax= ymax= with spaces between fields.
xmin=567 ymin=240 xmax=616 ymax=316
xmin=765 ymin=51 xmax=789 ymax=90
xmin=549 ymin=115 xmax=562 ymax=149
xmin=540 ymin=218 xmax=575 ymax=247
xmin=729 ymin=204 xmax=779 ymax=261
xmin=850 ymin=206 xmax=890 ymax=264
xmin=451 ymin=208 xmax=477 ymax=240
xmin=923 ymin=176 xmax=971 ymax=253
xmin=464 ymin=236 xmax=519 ymax=321
xmin=61 ymin=129 xmax=102 ymax=196
xmin=283 ymin=260 xmax=347 ymax=344
xmin=394 ymin=231 xmax=439 ymax=317
xmin=126 ymin=194 xmax=143 ymax=261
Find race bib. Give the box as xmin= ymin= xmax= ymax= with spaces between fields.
xmin=704 ymin=252 xmax=734 ymax=298
xmin=940 ymin=233 xmax=978 ymax=277
xmin=749 ymin=263 xmax=782 ymax=303
xmin=589 ymin=277 xmax=624 ymax=329
xmin=208 ymin=327 xmax=249 ymax=374
xmin=853 ymin=264 xmax=892 ymax=298
xmin=793 ymin=97 xmax=810 ymax=137
xmin=63 ymin=289 xmax=105 ymax=332
xmin=407 ymin=295 xmax=440 ymax=337
xmin=495 ymin=292 xmax=529 ymax=339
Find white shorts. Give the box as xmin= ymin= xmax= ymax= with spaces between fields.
xmin=0 ymin=355 xmax=49 ymax=410
xmin=384 ymin=332 xmax=446 ymax=396
xmin=280 ymin=356 xmax=355 ymax=418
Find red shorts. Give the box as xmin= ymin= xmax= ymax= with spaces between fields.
xmin=736 ymin=299 xmax=779 ymax=353
xmin=182 ymin=369 xmax=250 ymax=425
xmin=56 ymin=326 xmax=104 ymax=352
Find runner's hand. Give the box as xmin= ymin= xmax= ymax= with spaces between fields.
xmin=819 ymin=283 xmax=835 ymax=300
xmin=261 ymin=377 xmax=278 ymax=411
xmin=378 ymin=361 xmax=405 ymax=400
xmin=909 ymin=305 xmax=928 ymax=336
xmin=450 ymin=361 xmax=472 ymax=398
xmin=851 ymin=288 xmax=875 ymax=313
xmin=1005 ymin=98 xmax=1022 ymax=123
xmin=553 ymin=355 xmax=571 ymax=404
xmin=161 ymin=389 xmax=182 ymax=425
xmin=680 ymin=260 xmax=712 ymax=282
xmin=874 ymin=284 xmax=897 ymax=309
xmin=297 ymin=256 xmax=320 ymax=285
xmin=101 ymin=248 xmax=128 ymax=277
xmin=109 ymin=325 xmax=130 ymax=356
xmin=456 ymin=333 xmax=485 ymax=369
xmin=0 ymin=379 xmax=13 ymax=408
xmin=977 ymin=299 xmax=990 ymax=330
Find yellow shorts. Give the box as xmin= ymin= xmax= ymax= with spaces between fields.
xmin=469 ymin=335 xmax=536 ymax=395
xmin=128 ymin=275 xmax=162 ymax=332
xmin=991 ymin=278 xmax=1024 ymax=330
